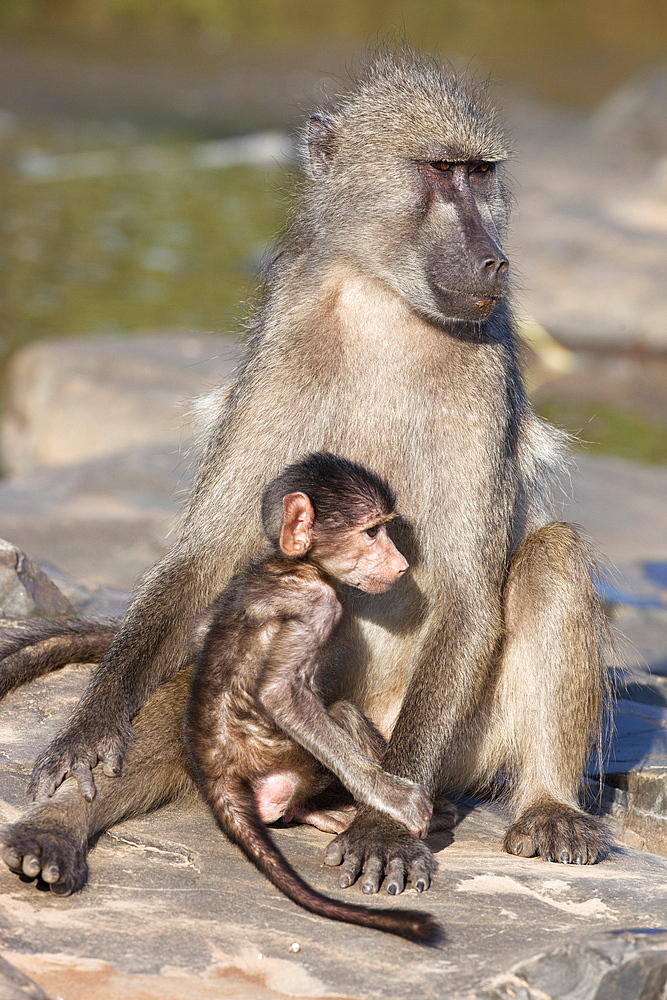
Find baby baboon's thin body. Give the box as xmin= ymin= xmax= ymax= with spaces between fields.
xmin=185 ymin=452 xmax=437 ymax=940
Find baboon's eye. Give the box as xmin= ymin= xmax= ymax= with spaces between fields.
xmin=365 ymin=525 xmax=381 ymax=538
xmin=471 ymin=162 xmax=494 ymax=174
xmin=431 ymin=161 xmax=451 ymax=171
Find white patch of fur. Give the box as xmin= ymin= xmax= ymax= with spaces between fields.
xmin=516 ymin=413 xmax=573 ymax=538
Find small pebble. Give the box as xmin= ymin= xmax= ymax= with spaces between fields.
xmin=289 ymin=942 xmax=301 ymax=953
xmin=257 ymin=953 xmax=263 ymax=960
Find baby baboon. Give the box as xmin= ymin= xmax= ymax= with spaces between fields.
xmin=0 ymin=49 xmax=608 ymax=900
xmin=186 ymin=452 xmax=437 ymax=940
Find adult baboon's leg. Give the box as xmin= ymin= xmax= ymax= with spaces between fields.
xmin=485 ymin=522 xmax=610 ymax=863
xmin=0 ymin=670 xmax=194 ymax=894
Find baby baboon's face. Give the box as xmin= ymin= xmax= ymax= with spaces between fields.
xmin=312 ymin=520 xmax=409 ymax=594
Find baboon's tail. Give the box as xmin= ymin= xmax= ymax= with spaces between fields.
xmin=0 ymin=619 xmax=118 ymax=699
xmin=214 ymin=779 xmax=441 ymax=943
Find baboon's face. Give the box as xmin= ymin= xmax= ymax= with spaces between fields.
xmin=347 ymin=154 xmax=510 ymax=325
xmin=306 ymin=81 xmax=512 ymax=326
xmin=412 ymin=160 xmax=509 ymax=323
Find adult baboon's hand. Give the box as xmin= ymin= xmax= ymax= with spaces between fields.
xmin=27 ymin=719 xmax=133 ymax=802
xmin=323 ymin=808 xmax=437 ymax=895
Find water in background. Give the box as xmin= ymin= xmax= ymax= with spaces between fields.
xmin=1 ymin=1 xmax=666 ymax=362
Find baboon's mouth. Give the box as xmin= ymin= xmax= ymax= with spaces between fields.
xmin=432 ymin=284 xmax=502 ymax=321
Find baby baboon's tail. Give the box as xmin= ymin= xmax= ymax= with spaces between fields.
xmin=215 ymin=778 xmax=441 ymax=943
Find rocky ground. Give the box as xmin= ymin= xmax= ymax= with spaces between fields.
xmin=0 ymin=333 xmax=665 ymax=999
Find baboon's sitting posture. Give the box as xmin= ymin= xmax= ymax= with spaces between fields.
xmin=0 ymin=50 xmax=608 ymax=901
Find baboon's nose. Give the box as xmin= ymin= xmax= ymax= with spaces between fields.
xmin=482 ymin=255 xmax=509 ymax=276
xmin=479 ymin=253 xmax=509 ymax=293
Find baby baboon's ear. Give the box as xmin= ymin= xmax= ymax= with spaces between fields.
xmin=307 ymin=115 xmax=336 ymax=178
xmin=279 ymin=493 xmax=315 ymax=557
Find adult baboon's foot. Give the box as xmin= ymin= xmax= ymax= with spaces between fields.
xmin=503 ymin=805 xmax=609 ymax=864
xmin=0 ymin=814 xmax=88 ymax=895
xmin=323 ymin=810 xmax=437 ymax=895
xmin=28 ymin=719 xmax=133 ymax=802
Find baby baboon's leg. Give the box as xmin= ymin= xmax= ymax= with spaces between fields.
xmin=0 ymin=670 xmax=194 ymax=894
xmin=479 ymin=523 xmax=609 ymax=863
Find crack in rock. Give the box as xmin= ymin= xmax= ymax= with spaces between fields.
xmin=105 ymin=832 xmax=201 ymax=872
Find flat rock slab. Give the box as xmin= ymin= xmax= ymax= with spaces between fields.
xmin=0 ymin=667 xmax=666 ymax=1000
xmin=0 ymin=446 xmax=189 ymax=590
xmin=0 ymin=333 xmax=243 ymax=475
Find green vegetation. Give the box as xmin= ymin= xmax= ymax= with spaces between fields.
xmin=537 ymin=402 xmax=667 ymax=465
xmin=1 ymin=128 xmax=289 ymax=356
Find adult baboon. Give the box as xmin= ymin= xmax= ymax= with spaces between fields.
xmin=0 ymin=50 xmax=608 ymax=898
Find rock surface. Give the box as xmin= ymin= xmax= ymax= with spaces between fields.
xmin=0 ymin=660 xmax=666 ymax=1000
xmin=0 ymin=539 xmax=72 ymax=620
xmin=0 ymin=333 xmax=243 ymax=589
xmin=0 ymin=333 xmax=243 ymax=475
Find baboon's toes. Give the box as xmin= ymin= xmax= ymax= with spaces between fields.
xmin=503 ymin=806 xmax=609 ymax=864
xmin=0 ymin=821 xmax=88 ymax=894
xmin=429 ymin=796 xmax=460 ymax=832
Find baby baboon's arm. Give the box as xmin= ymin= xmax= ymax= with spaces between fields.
xmin=258 ymin=618 xmax=432 ymax=837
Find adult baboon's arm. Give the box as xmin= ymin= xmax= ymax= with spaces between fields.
xmin=28 ymin=550 xmax=206 ymax=801
xmin=324 ymin=599 xmax=500 ymax=894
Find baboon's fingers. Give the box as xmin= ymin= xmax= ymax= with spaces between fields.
xmin=1 ymin=845 xmax=22 ymax=872
xmin=323 ymin=812 xmax=438 ymax=895
xmin=0 ymin=819 xmax=89 ymax=895
xmin=41 ymin=862 xmax=61 ymax=884
xmin=429 ymin=797 xmax=459 ymax=832
xmin=101 ymin=756 xmax=122 ymax=777
xmin=504 ymin=832 xmax=538 ymax=858
xmin=29 ymin=765 xmax=69 ymax=802
xmin=503 ymin=806 xmax=609 ymax=865
xmin=360 ymin=856 xmax=384 ymax=895
xmin=71 ymin=763 xmax=97 ymax=803
xmin=385 ymin=858 xmax=406 ymax=895
xmin=323 ymin=840 xmax=344 ymax=867
xmin=408 ymin=857 xmax=433 ymax=893
xmin=337 ymin=846 xmax=365 ymax=889
xmin=21 ymin=854 xmax=41 ymax=878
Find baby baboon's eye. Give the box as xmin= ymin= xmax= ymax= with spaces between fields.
xmin=365 ymin=525 xmax=381 ymax=538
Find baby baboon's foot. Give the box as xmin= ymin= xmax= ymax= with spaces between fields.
xmin=0 ymin=818 xmax=88 ymax=894
xmin=429 ymin=796 xmax=459 ymax=832
xmin=288 ymin=803 xmax=357 ymax=834
xmin=503 ymin=805 xmax=609 ymax=864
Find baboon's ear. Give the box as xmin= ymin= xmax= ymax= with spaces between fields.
xmin=307 ymin=115 xmax=336 ymax=178
xmin=279 ymin=493 xmax=315 ymax=557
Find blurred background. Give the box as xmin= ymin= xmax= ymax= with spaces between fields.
xmin=0 ymin=0 xmax=666 ymax=463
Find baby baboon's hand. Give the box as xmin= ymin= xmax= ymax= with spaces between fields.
xmin=374 ymin=774 xmax=433 ymax=838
